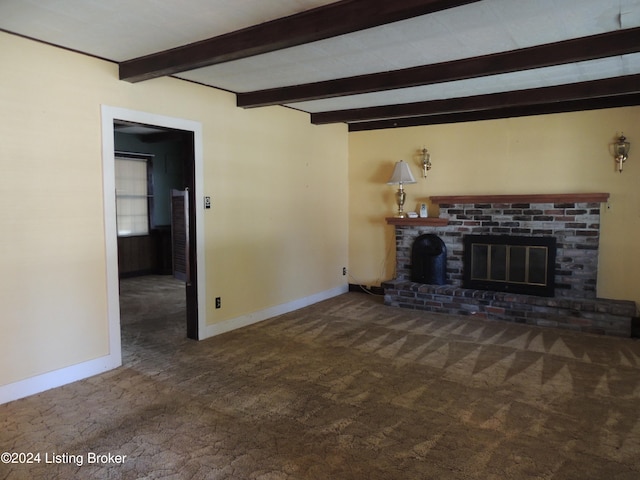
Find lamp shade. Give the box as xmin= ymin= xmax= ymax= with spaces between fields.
xmin=387 ymin=160 xmax=417 ymax=185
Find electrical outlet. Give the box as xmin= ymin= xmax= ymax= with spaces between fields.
xmin=343 ymin=267 xmax=347 ymax=276
xmin=215 ymin=297 xmax=221 ymax=309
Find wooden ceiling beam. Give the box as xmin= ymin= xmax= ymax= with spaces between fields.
xmin=238 ymin=27 xmax=640 ymax=108
xmin=347 ymin=93 xmax=640 ymax=131
xmin=311 ymin=74 xmax=640 ymax=125
xmin=119 ymin=0 xmax=480 ymax=82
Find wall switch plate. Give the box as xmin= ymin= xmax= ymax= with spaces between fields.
xmin=204 ymin=196 xmax=211 ymax=209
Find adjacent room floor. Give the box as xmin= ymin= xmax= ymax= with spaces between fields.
xmin=2 ymin=276 xmax=640 ymax=479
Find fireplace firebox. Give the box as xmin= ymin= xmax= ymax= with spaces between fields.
xmin=463 ymin=235 xmax=556 ymax=297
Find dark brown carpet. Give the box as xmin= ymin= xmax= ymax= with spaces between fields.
xmin=2 ymin=275 xmax=640 ymax=479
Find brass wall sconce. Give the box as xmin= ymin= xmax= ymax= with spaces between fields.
xmin=387 ymin=160 xmax=417 ymax=217
xmin=613 ymin=134 xmax=630 ymax=173
xmin=419 ymin=147 xmax=432 ymax=178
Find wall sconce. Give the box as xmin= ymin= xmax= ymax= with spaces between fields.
xmin=613 ymin=134 xmax=630 ymax=173
xmin=419 ymin=146 xmax=432 ymax=178
xmin=387 ymin=160 xmax=417 ymax=217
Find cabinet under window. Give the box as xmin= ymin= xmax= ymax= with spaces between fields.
xmin=115 ymin=152 xmax=153 ymax=237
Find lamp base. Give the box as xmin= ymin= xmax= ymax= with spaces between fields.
xmin=394 ymin=188 xmax=407 ymax=218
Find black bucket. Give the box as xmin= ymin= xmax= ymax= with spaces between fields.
xmin=411 ymin=234 xmax=447 ymax=285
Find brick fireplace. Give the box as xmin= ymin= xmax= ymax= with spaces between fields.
xmin=382 ymin=193 xmax=637 ymax=337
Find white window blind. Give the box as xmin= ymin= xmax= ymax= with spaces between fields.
xmin=115 ymin=155 xmax=149 ymax=236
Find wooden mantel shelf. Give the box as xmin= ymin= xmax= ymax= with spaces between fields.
xmin=386 ymin=217 xmax=449 ymax=226
xmin=429 ymin=192 xmax=610 ymax=205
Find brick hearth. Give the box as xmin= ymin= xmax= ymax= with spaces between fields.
xmin=383 ymin=193 xmax=637 ymax=337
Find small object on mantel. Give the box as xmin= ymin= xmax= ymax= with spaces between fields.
xmin=419 ymin=203 xmax=428 ymax=218
xmin=385 ymin=217 xmax=449 ymax=226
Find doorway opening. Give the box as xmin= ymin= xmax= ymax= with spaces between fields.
xmin=114 ymin=121 xmax=197 ymax=348
xmin=101 ymin=106 xmax=206 ymax=369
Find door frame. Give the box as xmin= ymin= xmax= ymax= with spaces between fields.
xmin=101 ymin=105 xmax=206 ymax=352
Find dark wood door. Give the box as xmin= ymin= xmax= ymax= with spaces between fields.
xmin=171 ymin=186 xmax=198 ymax=340
xmin=170 ymin=188 xmax=190 ymax=283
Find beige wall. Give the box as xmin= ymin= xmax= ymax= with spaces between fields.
xmin=348 ymin=108 xmax=640 ymax=308
xmin=0 ymin=32 xmax=348 ymax=388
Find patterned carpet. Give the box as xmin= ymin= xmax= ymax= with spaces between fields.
xmin=2 ymin=275 xmax=640 ymax=479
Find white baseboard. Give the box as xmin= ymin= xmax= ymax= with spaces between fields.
xmin=0 ymin=286 xmax=348 ymax=404
xmin=0 ymin=354 xmax=121 ymax=405
xmin=199 ymin=284 xmax=349 ymax=339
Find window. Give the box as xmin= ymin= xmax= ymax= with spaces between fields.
xmin=115 ymin=153 xmax=152 ymax=236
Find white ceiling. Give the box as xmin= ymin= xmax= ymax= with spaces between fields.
xmin=178 ymin=0 xmax=640 ymax=91
xmin=1 ymin=0 xmax=639 ymax=127
xmin=0 ymin=0 xmax=338 ymax=60
xmin=290 ymin=53 xmax=640 ymax=113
